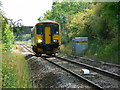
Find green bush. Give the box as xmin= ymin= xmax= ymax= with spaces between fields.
xmin=60 ymin=42 xmax=72 ymax=56
xmin=2 ymin=51 xmax=34 ymax=88
xmin=2 ymin=24 xmax=14 ymax=51
xmin=97 ymin=37 xmax=119 ymax=64
xmin=15 ymin=34 xmax=31 ymax=41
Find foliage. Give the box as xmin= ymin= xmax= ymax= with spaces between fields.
xmin=15 ymin=34 xmax=31 ymax=41
xmin=41 ymin=2 xmax=119 ymax=64
xmin=2 ymin=24 xmax=14 ymax=51
xmin=2 ymin=50 xmax=33 ymax=88
xmin=86 ymin=2 xmax=119 ymax=64
xmin=0 ymin=2 xmax=14 ymax=51
xmin=39 ymin=2 xmax=91 ymax=44
xmin=97 ymin=36 xmax=119 ymax=63
xmin=1 ymin=1 xmax=25 ymax=50
xmin=0 ymin=2 xmax=24 ymax=51
xmin=60 ymin=42 xmax=72 ymax=56
xmin=1 ymin=1 xmax=33 ymax=88
xmin=8 ymin=19 xmax=26 ymax=38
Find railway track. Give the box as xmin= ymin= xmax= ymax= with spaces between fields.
xmin=56 ymin=56 xmax=120 ymax=81
xmin=71 ymin=55 xmax=120 ymax=68
xmin=23 ymin=44 xmax=120 ymax=71
xmin=68 ymin=55 xmax=120 ymax=75
xmin=21 ymin=44 xmax=120 ymax=89
xmin=42 ymin=57 xmax=103 ymax=90
xmin=22 ymin=44 xmax=33 ymax=53
xmin=42 ymin=56 xmax=120 ymax=89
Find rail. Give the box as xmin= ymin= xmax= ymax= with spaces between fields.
xmin=56 ymin=56 xmax=120 ymax=81
xmin=42 ymin=57 xmax=103 ymax=90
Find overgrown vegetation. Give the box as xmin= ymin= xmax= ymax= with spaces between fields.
xmin=0 ymin=1 xmax=119 ymax=88
xmin=60 ymin=42 xmax=72 ymax=56
xmin=15 ymin=34 xmax=31 ymax=41
xmin=0 ymin=1 xmax=33 ymax=88
xmin=40 ymin=2 xmax=119 ymax=64
xmin=2 ymin=49 xmax=33 ymax=88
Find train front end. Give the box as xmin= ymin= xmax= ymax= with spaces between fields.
xmin=32 ymin=20 xmax=60 ymax=56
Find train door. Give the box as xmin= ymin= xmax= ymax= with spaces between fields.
xmin=45 ymin=26 xmax=51 ymax=44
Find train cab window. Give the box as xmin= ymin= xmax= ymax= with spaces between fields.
xmin=36 ymin=25 xmax=43 ymax=34
xmin=51 ymin=24 xmax=59 ymax=35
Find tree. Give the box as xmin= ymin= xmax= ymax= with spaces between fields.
xmin=0 ymin=2 xmax=14 ymax=51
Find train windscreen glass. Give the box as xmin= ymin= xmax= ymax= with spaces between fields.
xmin=51 ymin=24 xmax=59 ymax=34
xmin=36 ymin=25 xmax=43 ymax=34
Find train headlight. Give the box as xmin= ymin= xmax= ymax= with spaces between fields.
xmin=38 ymin=39 xmax=42 ymax=43
xmin=53 ymin=39 xmax=58 ymax=42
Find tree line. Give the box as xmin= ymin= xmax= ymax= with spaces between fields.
xmin=0 ymin=1 xmax=14 ymax=51
xmin=0 ymin=1 xmax=119 ymax=63
xmin=39 ymin=2 xmax=119 ymax=63
xmin=0 ymin=1 xmax=26 ymax=51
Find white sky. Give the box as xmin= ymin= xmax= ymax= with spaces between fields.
xmin=1 ymin=0 xmax=53 ymax=26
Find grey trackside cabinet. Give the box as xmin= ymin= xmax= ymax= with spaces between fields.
xmin=72 ymin=37 xmax=88 ymax=55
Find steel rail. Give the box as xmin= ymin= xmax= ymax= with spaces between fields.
xmin=42 ymin=57 xmax=103 ymax=90
xmin=56 ymin=56 xmax=120 ymax=81
xmin=22 ymin=45 xmax=33 ymax=53
xmin=23 ymin=45 xmax=120 ymax=81
xmin=72 ymin=56 xmax=120 ymax=68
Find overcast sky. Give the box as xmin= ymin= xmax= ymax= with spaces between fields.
xmin=1 ymin=0 xmax=53 ymax=26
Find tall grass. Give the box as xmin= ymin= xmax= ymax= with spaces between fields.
xmin=2 ymin=50 xmax=33 ymax=88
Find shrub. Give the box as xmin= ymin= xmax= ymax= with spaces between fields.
xmin=60 ymin=42 xmax=72 ymax=56
xmin=2 ymin=51 xmax=33 ymax=88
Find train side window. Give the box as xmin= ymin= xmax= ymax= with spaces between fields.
xmin=36 ymin=25 xmax=43 ymax=34
xmin=51 ymin=24 xmax=59 ymax=35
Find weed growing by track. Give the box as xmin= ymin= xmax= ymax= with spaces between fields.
xmin=2 ymin=50 xmax=33 ymax=88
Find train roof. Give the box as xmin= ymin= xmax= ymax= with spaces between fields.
xmin=36 ymin=20 xmax=59 ymax=25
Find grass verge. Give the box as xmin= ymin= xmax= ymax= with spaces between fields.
xmin=2 ymin=49 xmax=34 ymax=88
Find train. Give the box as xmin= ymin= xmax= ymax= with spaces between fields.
xmin=31 ymin=20 xmax=61 ymax=56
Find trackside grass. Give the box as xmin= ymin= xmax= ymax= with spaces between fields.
xmin=2 ymin=47 xmax=34 ymax=88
